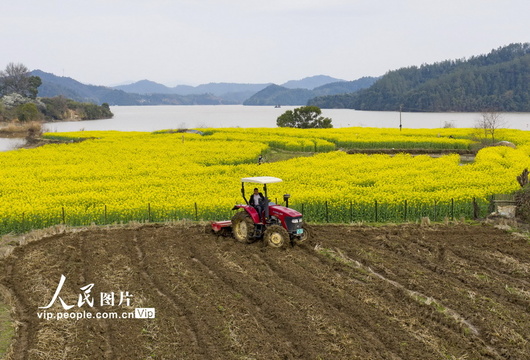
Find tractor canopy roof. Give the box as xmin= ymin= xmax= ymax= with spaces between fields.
xmin=241 ymin=176 xmax=282 ymax=184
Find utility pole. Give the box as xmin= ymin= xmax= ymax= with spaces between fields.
xmin=399 ymin=104 xmax=403 ymax=131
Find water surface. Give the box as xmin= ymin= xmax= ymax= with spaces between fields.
xmin=43 ymin=105 xmax=530 ymax=133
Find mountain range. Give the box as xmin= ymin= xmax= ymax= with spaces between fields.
xmin=32 ymin=43 xmax=530 ymax=111
xmin=33 ymin=70 xmax=239 ymax=106
xmin=243 ymin=77 xmax=379 ymax=106
xmin=113 ymin=75 xmax=344 ymax=95
xmin=113 ymin=80 xmax=271 ymax=103
xmin=32 ymin=72 xmax=367 ymax=106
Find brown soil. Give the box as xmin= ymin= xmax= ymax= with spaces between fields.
xmin=0 ymin=223 xmax=529 ymax=359
xmin=16 ymin=137 xmax=67 ymax=150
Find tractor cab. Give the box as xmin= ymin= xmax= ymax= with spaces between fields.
xmin=239 ymin=176 xmax=281 ymax=223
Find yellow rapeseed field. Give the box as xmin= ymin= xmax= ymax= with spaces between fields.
xmin=1 ymin=127 xmax=530 ymax=233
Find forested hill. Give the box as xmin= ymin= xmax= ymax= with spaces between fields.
xmin=243 ymin=77 xmax=378 ymax=106
xmin=309 ymin=43 xmax=530 ymax=112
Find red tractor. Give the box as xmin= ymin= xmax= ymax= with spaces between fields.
xmin=212 ymin=177 xmax=310 ymax=247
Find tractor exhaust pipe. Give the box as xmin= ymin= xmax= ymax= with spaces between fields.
xmin=241 ymin=182 xmax=248 ymax=205
xmin=283 ymin=194 xmax=290 ymax=208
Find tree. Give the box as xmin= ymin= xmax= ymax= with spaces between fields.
xmin=475 ymin=110 xmax=506 ymax=144
xmin=27 ymin=75 xmax=42 ymax=99
xmin=0 ymin=101 xmax=5 ymax=121
xmin=16 ymin=102 xmax=41 ymax=122
xmin=0 ymin=62 xmax=41 ymax=99
xmin=276 ymin=106 xmax=333 ymax=128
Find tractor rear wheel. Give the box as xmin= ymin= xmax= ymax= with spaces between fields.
xmin=231 ymin=212 xmax=255 ymax=243
xmin=264 ymin=225 xmax=289 ymax=248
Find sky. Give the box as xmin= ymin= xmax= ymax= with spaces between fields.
xmin=1 ymin=0 xmax=529 ymax=87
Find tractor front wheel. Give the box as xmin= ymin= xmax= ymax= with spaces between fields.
xmin=231 ymin=212 xmax=255 ymax=243
xmin=294 ymin=223 xmax=311 ymax=244
xmin=264 ymin=225 xmax=289 ymax=248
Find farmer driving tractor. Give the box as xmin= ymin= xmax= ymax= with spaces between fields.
xmin=249 ymin=187 xmax=265 ymax=221
xmin=211 ymin=176 xmax=309 ymax=248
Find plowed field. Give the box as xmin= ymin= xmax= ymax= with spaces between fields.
xmin=0 ymin=223 xmax=529 ymax=360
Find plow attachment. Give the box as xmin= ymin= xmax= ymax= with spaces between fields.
xmin=211 ymin=220 xmax=232 ymax=235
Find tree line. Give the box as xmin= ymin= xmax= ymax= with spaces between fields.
xmin=309 ymin=43 xmax=530 ymax=112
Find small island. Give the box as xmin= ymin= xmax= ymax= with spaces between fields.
xmin=0 ymin=63 xmax=113 ymax=138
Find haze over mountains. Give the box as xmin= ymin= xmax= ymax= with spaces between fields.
xmin=113 ymin=80 xmax=271 ymax=103
xmin=243 ymin=77 xmax=379 ymax=106
xmin=30 ymin=43 xmax=530 ymax=111
xmin=113 ymin=74 xmax=342 ymax=95
xmin=33 ymin=70 xmax=227 ymax=106
xmin=32 ymin=72 xmax=370 ymax=106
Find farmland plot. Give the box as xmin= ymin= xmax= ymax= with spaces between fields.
xmin=0 ymin=223 xmax=529 ymax=359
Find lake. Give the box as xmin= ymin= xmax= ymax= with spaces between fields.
xmin=43 ymin=105 xmax=530 ymax=132
xmin=0 ymin=137 xmax=26 ymax=151
xmin=2 ymin=105 xmax=530 ymax=151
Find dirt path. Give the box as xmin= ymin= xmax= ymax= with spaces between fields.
xmin=0 ymin=223 xmax=529 ymax=359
